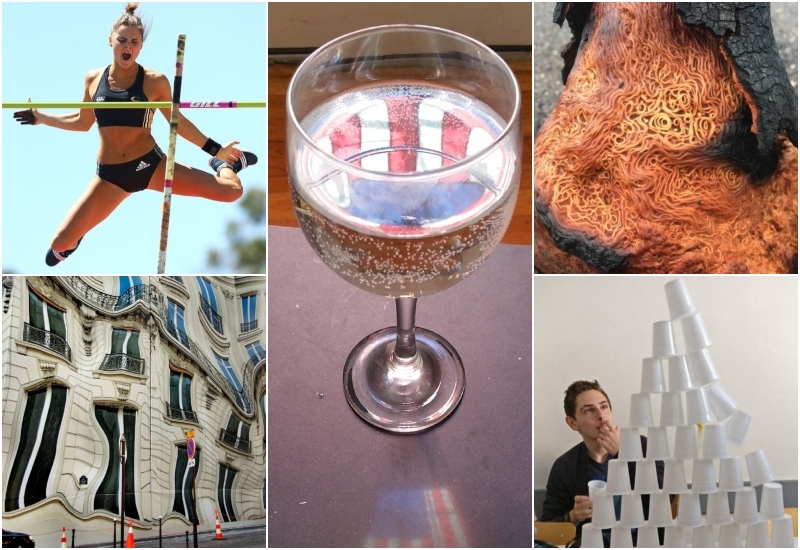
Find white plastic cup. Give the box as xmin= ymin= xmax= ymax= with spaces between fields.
xmin=707 ymin=381 xmax=738 ymax=421
xmin=759 ymin=482 xmax=785 ymax=520
xmin=726 ymin=409 xmax=752 ymax=446
xmin=746 ymin=450 xmax=776 ymax=487
xmin=676 ymin=491 xmax=703 ymax=527
xmin=580 ymin=524 xmax=605 ymax=548
xmin=619 ymin=493 xmax=645 ymax=528
xmin=681 ymin=312 xmax=712 ymax=352
xmin=646 ymin=426 xmax=671 ymax=460
xmin=647 ymin=491 xmax=675 ymax=527
xmin=607 ymin=458 xmax=632 ymax=495
xmin=660 ymin=391 xmax=685 ymax=426
xmin=691 ymin=458 xmax=717 ymax=493
xmin=653 ymin=321 xmax=677 ymax=357
xmin=629 ymin=393 xmax=654 ymax=428
xmin=745 ymin=520 xmax=769 ymax=548
xmin=674 ymin=425 xmax=699 ymax=460
xmin=663 ymin=459 xmax=689 ymax=493
xmin=686 ymin=347 xmax=719 ymax=387
xmin=770 ymin=514 xmax=796 ymax=548
xmin=591 ymin=490 xmax=617 ymax=529
xmin=692 ymin=524 xmax=716 ymax=548
xmin=734 ymin=487 xmax=760 ymax=525
xmin=618 ymin=427 xmax=644 ymax=461
xmin=636 ymin=524 xmax=660 ymax=548
xmin=706 ymin=490 xmax=733 ymax=525
xmin=702 ymin=423 xmax=728 ymax=459
xmin=663 ymin=525 xmax=687 ymax=548
xmin=610 ymin=525 xmax=633 ymax=548
xmin=685 ymin=387 xmax=713 ymax=424
xmin=588 ymin=479 xmax=607 ymax=504
xmin=665 ymin=278 xmax=696 ymax=320
xmin=641 ymin=357 xmax=666 ymax=393
xmin=667 ymin=355 xmax=693 ymax=391
xmin=719 ymin=522 xmax=744 ymax=547
xmin=719 ymin=456 xmax=745 ymax=491
xmin=633 ymin=459 xmax=660 ymax=494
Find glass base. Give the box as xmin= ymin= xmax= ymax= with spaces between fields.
xmin=343 ymin=326 xmax=465 ymax=433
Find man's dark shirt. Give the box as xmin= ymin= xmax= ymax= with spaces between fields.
xmin=541 ymin=436 xmax=664 ymax=544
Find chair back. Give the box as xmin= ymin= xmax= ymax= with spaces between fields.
xmin=534 ymin=522 xmax=576 ymax=546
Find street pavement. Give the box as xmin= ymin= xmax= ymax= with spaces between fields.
xmin=79 ymin=526 xmax=265 ymax=548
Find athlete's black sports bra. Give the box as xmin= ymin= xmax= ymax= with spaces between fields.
xmin=92 ymin=65 xmax=154 ymax=129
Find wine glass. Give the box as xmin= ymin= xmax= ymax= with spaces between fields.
xmin=286 ymin=25 xmax=521 ymax=433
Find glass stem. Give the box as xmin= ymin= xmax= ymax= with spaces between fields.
xmin=394 ymin=297 xmax=418 ymax=360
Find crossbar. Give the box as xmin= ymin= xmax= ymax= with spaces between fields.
xmin=2 ymin=101 xmax=265 ymax=109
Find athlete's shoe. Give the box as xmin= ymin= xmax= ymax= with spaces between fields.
xmin=45 ymin=238 xmax=83 ymax=267
xmin=209 ymin=151 xmax=258 ymax=175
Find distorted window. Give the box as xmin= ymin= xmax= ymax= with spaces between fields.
xmin=197 ymin=277 xmax=223 ymax=334
xmin=93 ymin=405 xmax=140 ymax=519
xmin=118 ymin=276 xmax=142 ymax=296
xmin=240 ymin=294 xmax=258 ymax=332
xmin=172 ymin=445 xmax=200 ymax=521
xmin=196 ymin=277 xmax=218 ymax=312
xmin=245 ymin=341 xmax=265 ymax=363
xmin=213 ymin=353 xmax=250 ymax=414
xmin=167 ymin=369 xmax=196 ymax=422
xmin=4 ymin=384 xmax=68 ymax=512
xmin=217 ymin=464 xmax=237 ymax=522
xmin=28 ymin=289 xmax=66 ymax=340
xmin=111 ymin=329 xmax=140 ymax=358
xmin=167 ymin=300 xmax=189 ymax=349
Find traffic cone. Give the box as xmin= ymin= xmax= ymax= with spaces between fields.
xmin=125 ymin=519 xmax=135 ymax=548
xmin=60 ymin=527 xmax=66 ymax=548
xmin=215 ymin=510 xmax=224 ymax=540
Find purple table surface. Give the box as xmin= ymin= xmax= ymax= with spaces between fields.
xmin=268 ymin=226 xmax=532 ymax=548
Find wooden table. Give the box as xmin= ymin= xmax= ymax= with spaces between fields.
xmin=268 ymin=58 xmax=532 ymax=244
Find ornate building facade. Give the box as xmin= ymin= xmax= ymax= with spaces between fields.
xmin=2 ymin=276 xmax=266 ymax=545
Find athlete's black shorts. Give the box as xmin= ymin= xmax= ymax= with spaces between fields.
xmin=96 ymin=144 xmax=164 ymax=193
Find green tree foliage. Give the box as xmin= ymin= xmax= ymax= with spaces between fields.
xmin=206 ymin=188 xmax=265 ymax=273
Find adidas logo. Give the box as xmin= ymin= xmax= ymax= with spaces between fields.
xmin=96 ymin=96 xmax=106 ymax=101
xmin=135 ymin=161 xmax=150 ymax=172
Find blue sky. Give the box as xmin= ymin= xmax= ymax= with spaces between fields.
xmin=1 ymin=2 xmax=266 ymax=274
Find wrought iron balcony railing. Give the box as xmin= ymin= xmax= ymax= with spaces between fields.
xmin=166 ymin=402 xmax=198 ymax=423
xmin=200 ymin=296 xmax=223 ymax=335
xmin=100 ymin=353 xmax=144 ymax=375
xmin=166 ymin=318 xmax=191 ymax=350
xmin=241 ymin=319 xmax=258 ymax=333
xmin=23 ymin=323 xmax=71 ymax=361
xmin=61 ymin=277 xmax=165 ymax=314
xmin=219 ymin=428 xmax=251 ymax=454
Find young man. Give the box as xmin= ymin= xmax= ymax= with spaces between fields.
xmin=540 ymin=380 xmax=664 ymax=546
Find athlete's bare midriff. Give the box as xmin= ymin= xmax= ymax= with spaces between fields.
xmin=96 ymin=126 xmax=156 ymax=164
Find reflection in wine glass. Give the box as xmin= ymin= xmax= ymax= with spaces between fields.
xmin=287 ymin=25 xmax=521 ymax=433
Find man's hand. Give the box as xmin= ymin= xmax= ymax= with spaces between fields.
xmin=569 ymin=495 xmax=593 ymax=524
xmin=597 ymin=419 xmax=620 ymax=457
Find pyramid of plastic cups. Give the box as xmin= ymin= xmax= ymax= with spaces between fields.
xmin=591 ymin=490 xmax=617 ymax=529
xmin=652 ymin=321 xmax=676 ymax=357
xmin=706 ymin=490 xmax=733 ymax=525
xmin=660 ymin=391 xmax=685 ymax=426
xmin=681 ymin=312 xmax=712 ymax=352
xmin=606 ymin=459 xmax=632 ymax=494
xmin=663 ymin=525 xmax=687 ymax=548
xmin=734 ymin=487 xmax=760 ymax=525
xmin=686 ymin=347 xmax=719 ymax=387
xmin=667 ymin=355 xmax=693 ymax=392
xmin=691 ymin=458 xmax=717 ymax=493
xmin=633 ymin=459 xmax=659 ymax=494
xmin=759 ymin=482 xmax=785 ymax=520
xmin=719 ymin=456 xmax=744 ymax=491
xmin=719 ymin=522 xmax=744 ymax=547
xmin=745 ymin=450 xmax=776 ymax=487
xmin=702 ymin=423 xmax=728 ymax=459
xmin=692 ymin=524 xmax=716 ymax=548
xmin=685 ymin=387 xmax=713 ymax=424
xmin=645 ymin=426 xmax=670 ymax=460
xmin=640 ymin=357 xmax=665 ymax=393
xmin=629 ymin=393 xmax=654 ymax=428
xmin=588 ymin=480 xmax=607 ymax=503
xmin=665 ymin=278 xmax=696 ymax=320
xmin=619 ymin=493 xmax=645 ymax=528
xmin=647 ymin=491 xmax=675 ymax=527
xmin=618 ymin=427 xmax=644 ymax=460
xmin=580 ymin=524 xmax=604 ymax=548
xmin=674 ymin=425 xmax=699 ymax=459
xmin=770 ymin=515 xmax=796 ymax=548
xmin=725 ymin=409 xmax=752 ymax=445
xmin=663 ymin=459 xmax=689 ymax=493
xmin=745 ymin=520 xmax=769 ymax=547
xmin=610 ymin=525 xmax=633 ymax=548
xmin=636 ymin=524 xmax=660 ymax=548
xmin=706 ymin=381 xmax=737 ymax=421
xmin=676 ymin=491 xmax=703 ymax=527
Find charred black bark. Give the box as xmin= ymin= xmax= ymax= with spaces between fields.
xmin=554 ymin=2 xmax=593 ymax=84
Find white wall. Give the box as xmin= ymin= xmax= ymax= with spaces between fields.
xmin=534 ymin=276 xmax=798 ymax=488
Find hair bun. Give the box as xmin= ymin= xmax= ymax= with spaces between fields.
xmin=125 ymin=2 xmax=139 ymax=15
